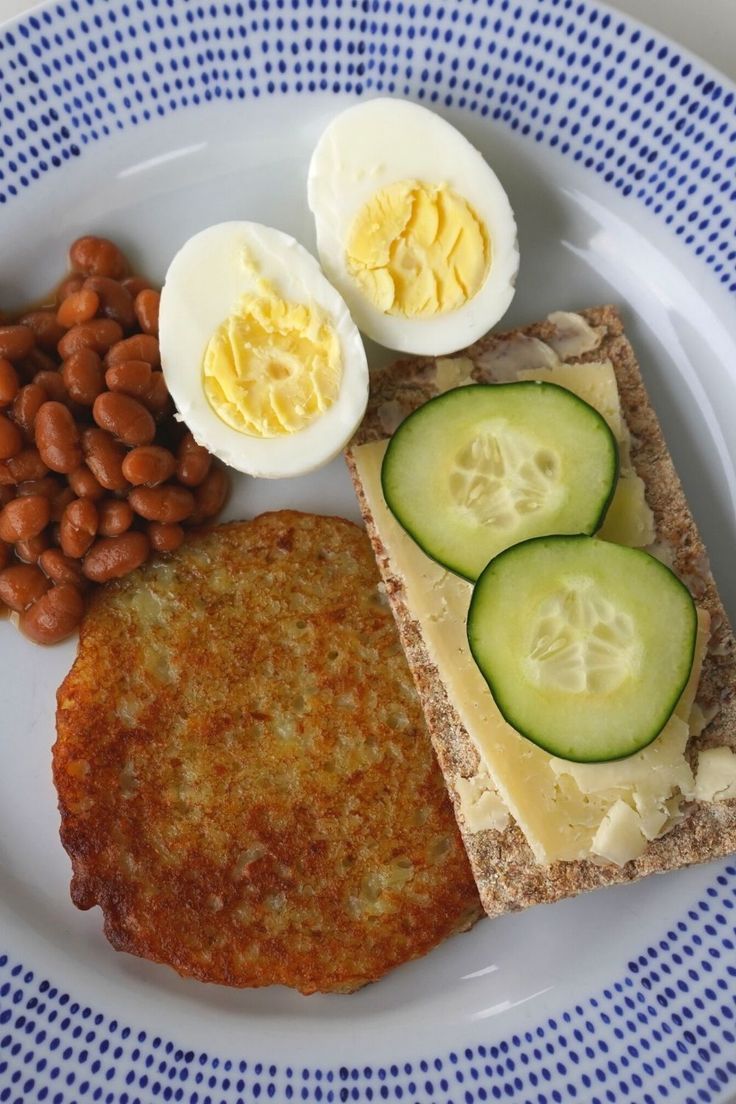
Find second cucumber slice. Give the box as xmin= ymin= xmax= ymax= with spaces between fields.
xmin=382 ymin=382 xmax=618 ymax=580
xmin=467 ymin=535 xmax=698 ymax=762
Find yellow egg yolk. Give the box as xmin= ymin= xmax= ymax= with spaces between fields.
xmin=346 ymin=179 xmax=490 ymax=318
xmin=202 ymin=291 xmax=342 ymax=437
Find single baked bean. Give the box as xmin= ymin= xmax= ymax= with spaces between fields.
xmin=84 ymin=276 xmax=136 ymax=329
xmin=15 ymin=532 xmax=50 ymax=563
xmin=12 ymin=383 xmax=48 ymax=440
xmin=32 ymin=370 xmax=67 ymax=404
xmin=0 ymin=414 xmax=23 ymax=460
xmin=69 ymin=236 xmax=129 ymax=280
xmin=56 ymin=289 xmax=100 ymax=329
xmin=122 ymin=275 xmax=151 ymax=298
xmin=122 ymin=444 xmax=176 ymax=487
xmin=50 ymin=485 xmax=76 ymax=523
xmin=17 ymin=476 xmax=60 ymax=499
xmin=176 ymin=431 xmax=212 ymax=487
xmin=81 ymin=428 xmax=129 ymax=491
xmin=134 ymin=288 xmax=160 ymax=336
xmin=56 ymin=274 xmax=84 ymax=304
xmin=92 ymin=391 xmax=155 ymax=447
xmin=83 ymin=531 xmax=149 ymax=582
xmin=0 ymin=359 xmax=19 ymax=407
xmin=19 ymin=310 xmax=66 ymax=353
xmin=20 ymin=582 xmax=85 ymax=645
xmin=60 ymin=497 xmax=98 ymax=558
xmin=148 ymin=521 xmax=184 ymax=554
xmin=57 ymin=318 xmax=123 ymax=360
xmin=98 ymin=498 xmax=134 ymax=537
xmin=141 ymin=371 xmax=170 ymax=417
xmin=0 ymin=495 xmax=51 ymax=542
xmin=8 ymin=448 xmax=50 ymax=483
xmin=39 ymin=548 xmax=87 ymax=589
xmin=105 ymin=359 xmax=151 ymax=397
xmin=128 ymin=484 xmax=194 ymax=524
xmin=0 ymin=325 xmax=35 ymax=362
xmin=61 ymin=349 xmax=104 ymax=406
xmin=35 ymin=402 xmax=82 ymax=473
xmin=68 ymin=465 xmax=105 ymax=500
xmin=0 ymin=563 xmax=51 ymax=611
xmin=105 ymin=333 xmax=160 ymax=369
xmin=189 ymin=465 xmax=229 ymax=523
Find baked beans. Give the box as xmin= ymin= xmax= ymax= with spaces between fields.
xmin=20 ymin=582 xmax=85 ymax=644
xmin=15 ymin=532 xmax=50 ymax=563
xmin=0 ymin=325 xmax=34 ymax=362
xmin=62 ymin=349 xmax=105 ymax=406
xmin=177 ymin=431 xmax=211 ymax=487
xmin=60 ymin=498 xmax=98 ymax=559
xmin=39 ymin=547 xmax=87 ymax=589
xmin=148 ymin=521 xmax=184 ymax=554
xmin=134 ymin=289 xmax=160 ymax=336
xmin=0 ymin=360 xmax=19 ymax=407
xmin=0 ymin=495 xmax=51 ymax=543
xmin=84 ymin=276 xmax=136 ymax=330
xmin=105 ymin=359 xmax=152 ymax=397
xmin=97 ymin=498 xmax=134 ymax=538
xmin=57 ymin=289 xmax=100 ymax=329
xmin=83 ymin=531 xmax=149 ymax=582
xmin=0 ymin=414 xmax=23 ymax=460
xmin=35 ymin=402 xmax=82 ymax=473
xmin=81 ymin=428 xmax=129 ymax=491
xmin=0 ymin=563 xmax=51 ymax=611
xmin=18 ymin=310 xmax=66 ymax=353
xmin=69 ymin=236 xmax=129 ymax=280
xmin=58 ymin=318 xmax=123 ymax=360
xmin=0 ymin=234 xmax=229 ymax=643
xmin=122 ymin=444 xmax=176 ymax=487
xmin=13 ymin=383 xmax=48 ymax=440
xmin=128 ymin=484 xmax=194 ymax=524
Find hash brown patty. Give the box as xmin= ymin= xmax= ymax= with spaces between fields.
xmin=53 ymin=511 xmax=482 ymax=993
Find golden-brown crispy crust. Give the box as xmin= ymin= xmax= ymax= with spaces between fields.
xmin=346 ymin=305 xmax=736 ymax=917
xmin=53 ymin=511 xmax=482 ymax=992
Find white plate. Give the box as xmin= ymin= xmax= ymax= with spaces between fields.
xmin=1 ymin=2 xmax=736 ymax=1102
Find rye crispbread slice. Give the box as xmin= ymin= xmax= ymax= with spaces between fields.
xmin=345 ymin=305 xmax=736 ymax=918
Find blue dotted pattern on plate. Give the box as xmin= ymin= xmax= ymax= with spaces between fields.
xmin=0 ymin=0 xmax=735 ymax=291
xmin=2 ymin=868 xmax=736 ymax=1102
xmin=1 ymin=1 xmax=736 ymax=1101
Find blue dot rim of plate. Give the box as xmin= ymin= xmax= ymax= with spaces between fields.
xmin=1 ymin=1 xmax=736 ymax=1103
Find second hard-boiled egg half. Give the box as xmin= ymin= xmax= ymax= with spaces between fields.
xmin=159 ymin=222 xmax=368 ymax=478
xmin=308 ymin=98 xmax=519 ymax=356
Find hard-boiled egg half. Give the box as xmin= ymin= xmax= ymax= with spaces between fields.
xmin=308 ymin=98 xmax=519 ymax=356
xmin=159 ymin=222 xmax=368 ymax=478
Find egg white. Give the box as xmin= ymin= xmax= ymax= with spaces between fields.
xmin=307 ymin=97 xmax=520 ymax=356
xmin=159 ymin=222 xmax=368 ymax=479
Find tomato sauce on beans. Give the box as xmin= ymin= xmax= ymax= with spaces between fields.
xmin=0 ymin=235 xmax=230 ymax=643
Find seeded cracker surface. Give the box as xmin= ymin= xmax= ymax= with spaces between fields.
xmin=346 ymin=305 xmax=736 ymax=918
xmin=54 ymin=512 xmax=482 ymax=993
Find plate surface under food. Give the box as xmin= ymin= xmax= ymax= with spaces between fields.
xmin=1 ymin=2 xmax=736 ymax=1102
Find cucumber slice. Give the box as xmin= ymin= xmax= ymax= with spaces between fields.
xmin=467 ymin=535 xmax=698 ymax=763
xmin=381 ymin=382 xmax=618 ymax=580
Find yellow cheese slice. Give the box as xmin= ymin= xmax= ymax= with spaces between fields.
xmin=598 ymin=472 xmax=656 ymax=547
xmin=694 ymin=747 xmax=736 ymax=801
xmin=516 ymin=360 xmax=625 ymax=443
xmin=591 ymin=800 xmax=648 ymax=865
